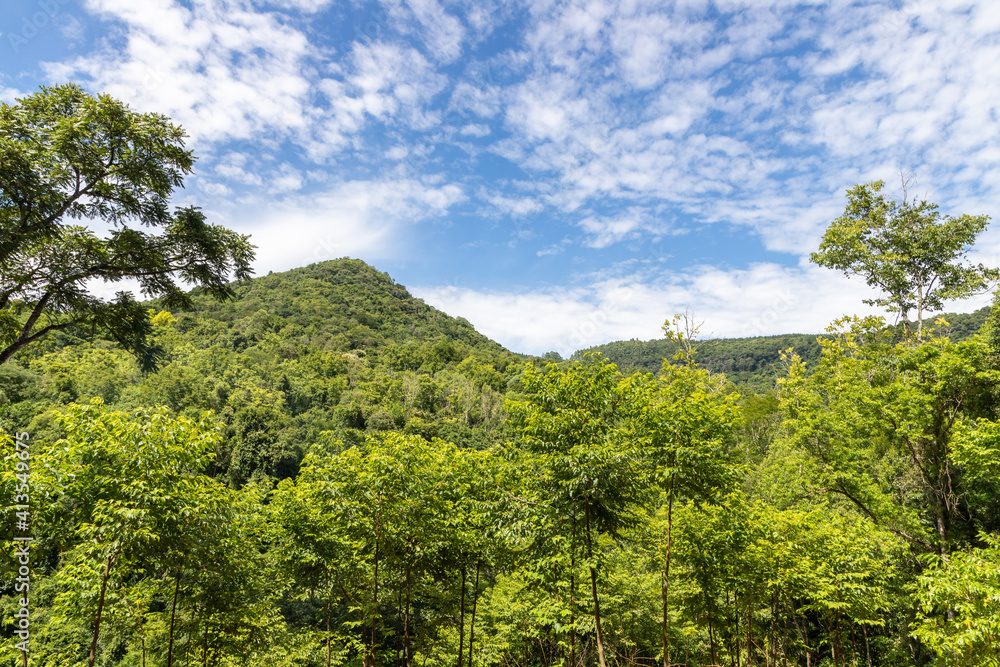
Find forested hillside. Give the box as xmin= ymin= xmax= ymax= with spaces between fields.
xmin=172 ymin=259 xmax=508 ymax=358
xmin=3 ymin=255 xmax=1000 ymax=667
xmin=6 ymin=82 xmax=1000 ymax=667
xmin=0 ymin=258 xmax=523 ymax=488
xmin=579 ymin=307 xmax=991 ymax=389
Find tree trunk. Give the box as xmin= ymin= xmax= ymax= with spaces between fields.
xmin=793 ymin=613 xmax=810 ymax=667
xmin=730 ymin=592 xmax=738 ymax=667
xmin=327 ymin=596 xmax=333 ymax=667
xmin=863 ymin=624 xmax=872 ymax=667
xmin=708 ymin=617 xmax=718 ymax=667
xmin=469 ymin=561 xmax=480 ymax=667
xmin=397 ymin=577 xmax=404 ymax=667
xmin=833 ymin=616 xmax=842 ymax=667
xmin=371 ymin=532 xmax=380 ymax=667
xmin=570 ymin=518 xmax=577 ymax=667
xmin=584 ymin=495 xmax=608 ymax=667
xmin=662 ymin=481 xmax=674 ymax=667
xmin=405 ymin=563 xmax=413 ymax=667
xmin=88 ymin=551 xmax=117 ymax=667
xmin=770 ymin=594 xmax=778 ymax=667
xmin=917 ymin=280 xmax=924 ymax=341
xmin=458 ymin=566 xmax=466 ymax=667
xmin=167 ymin=571 xmax=182 ymax=667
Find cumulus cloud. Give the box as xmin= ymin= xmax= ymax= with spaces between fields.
xmin=44 ymin=0 xmax=314 ymax=147
xmin=0 ymin=85 xmax=24 ymax=103
xmin=413 ymin=261 xmax=972 ymax=357
xmin=491 ymin=0 xmax=1000 ymax=258
xmin=236 ymin=178 xmax=466 ymax=273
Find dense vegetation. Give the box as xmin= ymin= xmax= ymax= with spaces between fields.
xmin=579 ymin=307 xmax=990 ymax=390
xmin=2 ymin=256 xmax=1000 ymax=667
xmin=7 ymin=83 xmax=998 ymax=667
xmin=0 ymin=259 xmax=521 ymax=487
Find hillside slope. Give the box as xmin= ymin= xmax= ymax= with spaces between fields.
xmin=3 ymin=259 xmax=523 ymax=487
xmin=576 ymin=307 xmax=992 ymax=390
xmin=174 ymin=258 xmax=508 ymax=356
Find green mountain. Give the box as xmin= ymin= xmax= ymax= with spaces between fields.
xmin=2 ymin=259 xmax=524 ymax=486
xmin=6 ymin=257 xmax=1000 ymax=667
xmin=575 ymin=307 xmax=992 ymax=390
xmin=5 ymin=257 xmax=993 ymax=487
xmin=174 ymin=258 xmax=508 ymax=357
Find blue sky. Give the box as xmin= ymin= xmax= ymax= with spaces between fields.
xmin=3 ymin=0 xmax=1000 ymax=355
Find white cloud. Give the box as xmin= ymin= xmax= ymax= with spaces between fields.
xmin=448 ymin=80 xmax=502 ymax=118
xmin=269 ymin=163 xmax=305 ymax=194
xmin=214 ymin=151 xmax=264 ymax=186
xmin=262 ymin=0 xmax=334 ymax=12
xmin=460 ymin=123 xmax=491 ymax=137
xmin=57 ymin=15 xmax=86 ymax=44
xmin=0 ymin=85 xmax=24 ymax=104
xmin=46 ymin=0 xmax=314 ymax=147
xmin=578 ymin=210 xmax=647 ymax=248
xmin=389 ymin=0 xmax=466 ymax=64
xmin=488 ymin=0 xmax=1000 ymax=258
xmin=413 ymin=261 xmax=984 ymax=357
xmin=233 ymin=178 xmax=466 ymax=273
xmin=486 ymin=193 xmax=544 ymax=217
xmin=306 ymin=40 xmax=447 ymax=158
xmin=343 ymin=40 xmax=446 ymax=124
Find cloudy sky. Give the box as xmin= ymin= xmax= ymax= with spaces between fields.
xmin=4 ymin=0 xmax=1000 ymax=355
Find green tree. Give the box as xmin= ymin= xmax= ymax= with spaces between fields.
xmin=779 ymin=317 xmax=997 ymax=558
xmin=270 ymin=447 xmax=368 ymax=667
xmin=506 ymin=355 xmax=647 ymax=667
xmin=913 ymin=534 xmax=1000 ymax=666
xmin=632 ymin=360 xmax=740 ymax=667
xmin=0 ymin=83 xmax=254 ymax=369
xmin=38 ymin=400 xmax=221 ymax=667
xmin=811 ymin=179 xmax=997 ymax=339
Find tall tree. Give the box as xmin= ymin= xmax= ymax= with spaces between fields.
xmin=40 ymin=400 xmax=222 ymax=667
xmin=0 ymin=83 xmax=254 ymax=368
xmin=779 ymin=316 xmax=997 ymax=557
xmin=632 ymin=357 xmax=740 ymax=667
xmin=811 ymin=179 xmax=997 ymax=339
xmin=506 ymin=355 xmax=647 ymax=667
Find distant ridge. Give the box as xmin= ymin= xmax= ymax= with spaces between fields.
xmin=575 ymin=307 xmax=992 ymax=390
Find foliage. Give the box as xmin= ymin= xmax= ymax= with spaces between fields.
xmin=0 ymin=83 xmax=254 ymax=370
xmin=811 ymin=180 xmax=997 ymax=338
xmin=913 ymin=534 xmax=1000 ymax=666
xmin=778 ymin=315 xmax=999 ymax=555
xmin=1 ymin=184 xmax=999 ymax=667
xmin=577 ymin=307 xmax=991 ymax=391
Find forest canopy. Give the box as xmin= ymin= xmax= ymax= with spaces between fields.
xmin=1 ymin=253 xmax=998 ymax=667
xmin=2 ymin=88 xmax=1000 ymax=667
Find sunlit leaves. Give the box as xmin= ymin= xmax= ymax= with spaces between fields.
xmin=0 ymin=84 xmax=255 ymax=369
xmin=913 ymin=534 xmax=1000 ymax=666
xmin=811 ymin=180 xmax=997 ymax=338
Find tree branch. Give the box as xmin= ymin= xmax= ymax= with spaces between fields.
xmin=0 ymin=319 xmax=81 ymax=365
xmin=823 ymin=484 xmax=932 ymax=551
